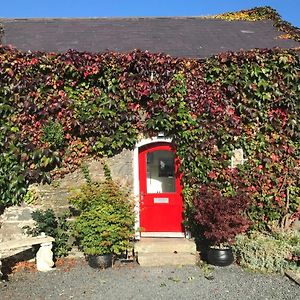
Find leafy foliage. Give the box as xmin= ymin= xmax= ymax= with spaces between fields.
xmin=80 ymin=163 xmax=92 ymax=185
xmin=23 ymin=185 xmax=41 ymax=205
xmin=233 ymin=231 xmax=300 ymax=273
xmin=193 ymin=186 xmax=250 ymax=246
xmin=41 ymin=121 xmax=65 ymax=149
xmin=0 ymin=44 xmax=299 ymax=232
xmin=0 ymin=149 xmax=26 ymax=208
xmin=69 ymin=178 xmax=135 ymax=256
xmin=209 ymin=6 xmax=300 ymax=42
xmin=195 ymin=50 xmax=300 ymax=231
xmin=0 ymin=118 xmax=27 ymax=208
xmin=24 ymin=209 xmax=72 ymax=258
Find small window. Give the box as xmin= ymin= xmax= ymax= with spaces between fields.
xmin=146 ymin=150 xmax=176 ymax=193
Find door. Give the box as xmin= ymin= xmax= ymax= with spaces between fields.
xmin=139 ymin=142 xmax=184 ymax=234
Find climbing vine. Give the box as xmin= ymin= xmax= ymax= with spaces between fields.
xmin=208 ymin=6 xmax=300 ymax=42
xmin=0 ymin=45 xmax=299 ymax=231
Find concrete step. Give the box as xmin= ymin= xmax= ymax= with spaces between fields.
xmin=135 ymin=238 xmax=196 ymax=254
xmin=135 ymin=238 xmax=197 ymax=267
xmin=137 ymin=252 xmax=197 ymax=267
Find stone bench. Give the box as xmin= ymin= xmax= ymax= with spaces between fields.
xmin=0 ymin=234 xmax=55 ymax=277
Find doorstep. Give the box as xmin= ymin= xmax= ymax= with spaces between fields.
xmin=134 ymin=238 xmax=197 ymax=267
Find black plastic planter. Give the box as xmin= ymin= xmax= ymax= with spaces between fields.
xmin=206 ymin=247 xmax=234 ymax=267
xmin=87 ymin=254 xmax=113 ymax=269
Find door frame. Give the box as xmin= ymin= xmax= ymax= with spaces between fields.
xmin=133 ymin=136 xmax=185 ymax=239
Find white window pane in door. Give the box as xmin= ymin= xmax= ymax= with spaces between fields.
xmin=146 ymin=150 xmax=176 ymax=193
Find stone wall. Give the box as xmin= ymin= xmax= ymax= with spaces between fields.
xmin=0 ymin=149 xmax=134 ymax=242
xmin=0 ymin=205 xmax=35 ymax=242
xmin=32 ymin=149 xmax=134 ymax=213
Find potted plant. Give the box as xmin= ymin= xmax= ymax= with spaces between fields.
xmin=193 ymin=185 xmax=250 ymax=266
xmin=69 ymin=177 xmax=135 ymax=268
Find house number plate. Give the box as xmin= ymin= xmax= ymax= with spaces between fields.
xmin=154 ymin=197 xmax=169 ymax=203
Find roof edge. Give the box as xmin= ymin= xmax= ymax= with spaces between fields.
xmin=0 ymin=6 xmax=299 ymax=44
xmin=206 ymin=6 xmax=300 ymax=42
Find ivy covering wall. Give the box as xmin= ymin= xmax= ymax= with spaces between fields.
xmin=0 ymin=45 xmax=299 ymax=230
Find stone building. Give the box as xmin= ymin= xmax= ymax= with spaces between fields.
xmin=0 ymin=15 xmax=299 ymax=241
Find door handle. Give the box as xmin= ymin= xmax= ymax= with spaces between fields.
xmin=140 ymin=192 xmax=145 ymax=205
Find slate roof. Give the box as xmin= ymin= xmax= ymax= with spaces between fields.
xmin=1 ymin=17 xmax=300 ymax=58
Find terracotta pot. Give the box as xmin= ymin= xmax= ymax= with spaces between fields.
xmin=87 ymin=253 xmax=113 ymax=269
xmin=206 ymin=247 xmax=234 ymax=267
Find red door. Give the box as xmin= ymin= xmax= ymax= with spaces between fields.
xmin=139 ymin=142 xmax=184 ymax=233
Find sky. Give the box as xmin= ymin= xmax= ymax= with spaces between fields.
xmin=1 ymin=1 xmax=299 ymax=28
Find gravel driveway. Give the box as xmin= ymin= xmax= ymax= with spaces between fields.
xmin=1 ymin=259 xmax=299 ymax=300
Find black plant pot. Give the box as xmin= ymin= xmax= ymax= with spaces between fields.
xmin=206 ymin=247 xmax=234 ymax=267
xmin=87 ymin=254 xmax=113 ymax=269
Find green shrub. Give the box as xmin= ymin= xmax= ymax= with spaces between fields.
xmin=55 ymin=214 xmax=73 ymax=258
xmin=24 ymin=209 xmax=72 ymax=258
xmin=233 ymin=231 xmax=300 ymax=273
xmin=69 ymin=179 xmax=135 ymax=256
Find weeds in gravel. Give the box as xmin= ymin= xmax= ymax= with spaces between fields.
xmin=197 ymin=260 xmax=215 ymax=280
xmin=168 ymin=276 xmax=181 ymax=283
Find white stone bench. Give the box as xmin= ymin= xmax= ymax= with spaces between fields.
xmin=0 ymin=234 xmax=55 ymax=277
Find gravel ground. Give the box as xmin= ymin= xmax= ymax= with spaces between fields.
xmin=1 ymin=259 xmax=299 ymax=300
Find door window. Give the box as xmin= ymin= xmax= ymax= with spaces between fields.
xmin=146 ymin=150 xmax=176 ymax=193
